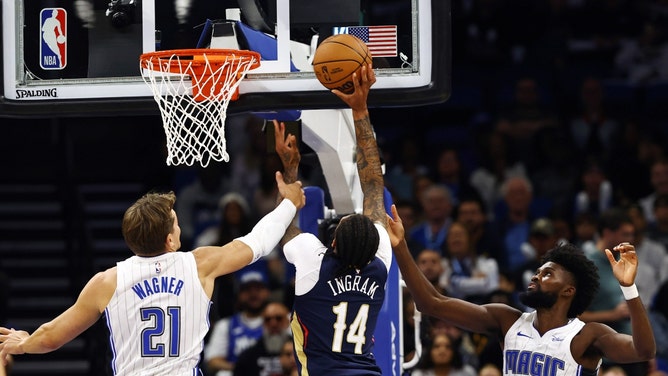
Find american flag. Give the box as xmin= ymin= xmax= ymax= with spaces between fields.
xmin=339 ymin=25 xmax=398 ymax=58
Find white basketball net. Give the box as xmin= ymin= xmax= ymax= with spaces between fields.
xmin=140 ymin=51 xmax=259 ymax=167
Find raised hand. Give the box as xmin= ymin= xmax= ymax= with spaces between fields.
xmin=273 ymin=120 xmax=300 ymax=183
xmin=386 ymin=205 xmax=405 ymax=247
xmin=605 ymin=242 xmax=638 ymax=287
xmin=275 ymin=171 xmax=305 ymax=209
xmin=331 ymin=63 xmax=376 ymax=112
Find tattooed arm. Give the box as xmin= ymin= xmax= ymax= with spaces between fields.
xmin=332 ymin=64 xmax=385 ymax=226
xmin=273 ymin=119 xmax=303 ymax=245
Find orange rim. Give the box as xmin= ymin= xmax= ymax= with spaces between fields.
xmin=140 ymin=49 xmax=261 ymax=74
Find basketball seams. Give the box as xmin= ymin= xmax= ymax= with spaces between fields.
xmin=317 ymin=41 xmax=368 ymax=62
xmin=312 ymin=34 xmax=370 ymax=93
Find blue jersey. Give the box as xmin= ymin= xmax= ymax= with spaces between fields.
xmin=227 ymin=313 xmax=263 ymax=361
xmin=284 ymin=224 xmax=392 ymax=376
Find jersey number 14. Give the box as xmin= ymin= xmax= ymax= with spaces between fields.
xmin=332 ymin=302 xmax=370 ymax=354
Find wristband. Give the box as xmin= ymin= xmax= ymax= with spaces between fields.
xmin=620 ymin=284 xmax=639 ymax=300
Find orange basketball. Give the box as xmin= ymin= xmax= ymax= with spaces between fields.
xmin=312 ymin=34 xmax=372 ymax=94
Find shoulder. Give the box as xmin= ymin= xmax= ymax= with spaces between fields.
xmin=92 ymin=266 xmax=117 ymax=288
xmin=575 ymin=321 xmax=616 ymax=348
xmin=284 ymin=232 xmax=327 ymax=261
xmin=374 ymin=223 xmax=392 ymax=270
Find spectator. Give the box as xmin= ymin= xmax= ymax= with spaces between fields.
xmin=572 ymin=158 xmax=614 ymax=220
xmin=233 ymin=302 xmax=291 ymax=376
xmin=428 ymin=317 xmax=481 ymax=371
xmin=455 ymin=196 xmax=503 ymax=260
xmin=229 ymin=115 xmax=270 ymax=208
xmin=567 ymin=77 xmax=622 ymax=165
xmin=410 ymin=333 xmax=477 ymax=376
xmin=175 ymin=163 xmax=232 ymax=249
xmin=649 ymin=280 xmax=668 ymax=361
xmin=615 ymin=21 xmax=668 ymax=84
xmin=195 ymin=192 xmax=253 ymax=248
xmin=204 ymin=270 xmax=271 ymax=376
xmin=394 ymin=199 xmax=420 ymax=242
xmin=608 ymin=122 xmax=661 ymax=203
xmin=640 ymin=159 xmax=668 ymax=224
xmin=495 ymin=77 xmax=559 ymax=165
xmin=625 ymin=203 xmax=668 ymax=307
xmin=385 ymin=137 xmax=429 ymax=201
xmin=431 ymin=148 xmax=476 ymax=206
xmin=528 ymin=126 xmax=578 ymax=214
xmin=409 ymin=184 xmax=454 ymax=252
xmin=279 ymin=338 xmax=298 ymax=376
xmin=442 ymin=222 xmax=500 ymax=304
xmin=252 ymin=154 xmax=284 ymax=220
xmin=478 ymin=363 xmax=501 ymax=376
xmin=416 ymin=249 xmax=447 ymax=294
xmin=470 ymin=130 xmax=528 ymax=218
xmin=573 ymin=211 xmax=599 ymax=248
xmin=647 ymin=194 xmax=668 ymax=251
xmin=493 ymin=176 xmax=535 ymax=272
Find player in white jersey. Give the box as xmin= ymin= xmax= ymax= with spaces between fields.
xmin=0 ymin=174 xmax=305 ymax=376
xmin=386 ymin=207 xmax=656 ymax=376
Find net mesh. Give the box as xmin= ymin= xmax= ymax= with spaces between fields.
xmin=140 ymin=49 xmax=260 ymax=167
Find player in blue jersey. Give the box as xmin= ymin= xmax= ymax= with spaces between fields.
xmin=387 ymin=206 xmax=656 ymax=376
xmin=0 ymin=175 xmax=305 ymax=376
xmin=274 ymin=64 xmax=392 ymax=375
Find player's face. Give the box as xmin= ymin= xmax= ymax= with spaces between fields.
xmin=518 ymin=262 xmax=569 ymax=309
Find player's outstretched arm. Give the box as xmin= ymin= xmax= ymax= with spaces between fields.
xmin=591 ymin=243 xmax=656 ymax=363
xmin=333 ymin=65 xmax=385 ymax=225
xmin=195 ymin=174 xmax=305 ymax=285
xmin=0 ymin=270 xmax=112 ymax=364
xmin=273 ymin=119 xmax=302 ymax=245
xmin=386 ymin=205 xmax=520 ymax=335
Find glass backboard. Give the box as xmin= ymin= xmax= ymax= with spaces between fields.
xmin=1 ymin=0 xmax=451 ymax=116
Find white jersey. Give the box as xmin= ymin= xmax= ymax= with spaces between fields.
xmin=105 ymin=252 xmax=211 ymax=376
xmin=503 ymin=311 xmax=599 ymax=376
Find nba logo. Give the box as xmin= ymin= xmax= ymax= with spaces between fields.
xmin=40 ymin=8 xmax=67 ymax=70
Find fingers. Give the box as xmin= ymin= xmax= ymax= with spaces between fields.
xmin=287 ymin=134 xmax=297 ymax=148
xmin=273 ymin=119 xmax=283 ymax=136
xmin=604 ymin=248 xmax=616 ymax=265
xmin=275 ymin=171 xmax=285 ymax=187
xmin=613 ymin=242 xmax=635 ymax=253
xmin=367 ymin=63 xmax=376 ymax=84
xmin=390 ymin=204 xmax=399 ymax=221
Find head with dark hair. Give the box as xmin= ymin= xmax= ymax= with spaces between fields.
xmin=597 ymin=208 xmax=634 ymax=248
xmin=598 ymin=208 xmax=633 ymax=233
xmin=330 ymin=214 xmax=380 ymax=276
xmin=539 ymin=243 xmax=600 ymax=318
xmin=416 ymin=333 xmax=464 ymax=371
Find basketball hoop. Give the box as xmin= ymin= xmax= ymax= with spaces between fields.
xmin=140 ymin=49 xmax=261 ymax=167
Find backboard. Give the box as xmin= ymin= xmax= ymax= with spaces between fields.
xmin=1 ymin=0 xmax=451 ymax=117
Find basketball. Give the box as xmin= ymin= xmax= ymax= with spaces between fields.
xmin=57 ymin=35 xmax=66 ymax=44
xmin=312 ymin=34 xmax=372 ymax=94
